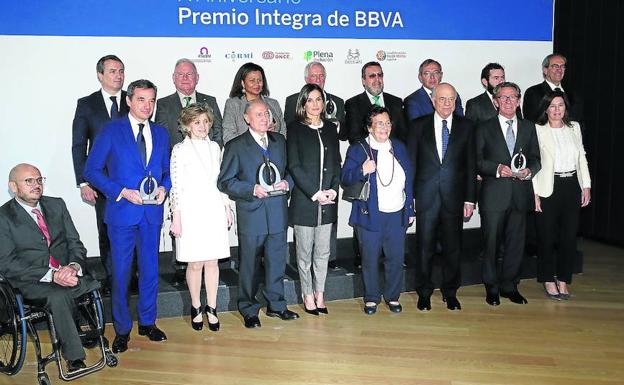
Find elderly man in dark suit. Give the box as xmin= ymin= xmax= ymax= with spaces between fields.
xmin=155 ymin=58 xmax=224 ymax=286
xmin=523 ymin=53 xmax=584 ymax=124
xmin=0 ymin=163 xmax=100 ymax=372
xmin=71 ymin=54 xmax=128 ymax=289
xmin=284 ymin=61 xmax=345 ymax=131
xmin=155 ymin=58 xmax=223 ymax=148
xmin=407 ymin=83 xmax=476 ymax=311
xmin=476 ymin=82 xmax=541 ymax=306
xmin=218 ymin=99 xmax=299 ymax=328
xmin=343 ymin=61 xmax=406 ymax=143
xmin=466 ymin=63 xmax=522 ymax=125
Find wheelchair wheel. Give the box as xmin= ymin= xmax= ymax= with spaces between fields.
xmin=38 ymin=372 xmax=51 ymax=385
xmin=0 ymin=282 xmax=27 ymax=375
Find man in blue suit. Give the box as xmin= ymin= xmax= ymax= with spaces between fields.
xmin=84 ymin=79 xmax=171 ymax=353
xmin=72 ymin=55 xmax=128 ymax=290
xmin=218 ymin=99 xmax=299 ymax=328
xmin=404 ymin=59 xmax=464 ymax=122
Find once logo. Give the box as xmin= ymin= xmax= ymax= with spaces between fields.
xmin=262 ymin=51 xmax=275 ymax=60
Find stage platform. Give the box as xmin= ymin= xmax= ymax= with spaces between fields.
xmin=88 ymin=229 xmax=583 ymax=321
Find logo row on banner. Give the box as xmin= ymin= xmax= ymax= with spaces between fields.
xmin=195 ymin=48 xmax=407 ymax=64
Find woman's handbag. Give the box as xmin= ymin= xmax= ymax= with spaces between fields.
xmin=341 ymin=142 xmax=372 ymax=202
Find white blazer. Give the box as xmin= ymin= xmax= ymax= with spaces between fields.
xmin=532 ymin=121 xmax=591 ymax=198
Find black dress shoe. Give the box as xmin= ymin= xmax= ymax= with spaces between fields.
xmin=417 ymin=296 xmax=431 ymax=311
xmin=138 ymin=325 xmax=167 ymax=341
xmin=244 ymin=315 xmax=261 ymax=328
xmin=500 ymin=291 xmax=528 ymax=304
xmin=363 ymin=303 xmax=377 ymax=315
xmin=112 ymin=334 xmax=129 ymax=353
xmin=66 ymin=359 xmax=87 ymax=372
xmin=171 ymin=271 xmax=186 ymax=287
xmin=445 ymin=296 xmax=462 ymax=311
xmin=327 ymin=260 xmax=339 ymax=270
xmin=266 ymin=308 xmax=300 ymax=320
xmin=386 ymin=302 xmax=402 ymax=313
xmin=486 ymin=292 xmax=500 ymax=306
xmin=317 ymin=307 xmax=328 ymax=315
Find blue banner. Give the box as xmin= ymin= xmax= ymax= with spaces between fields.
xmin=1 ymin=0 xmax=553 ymax=41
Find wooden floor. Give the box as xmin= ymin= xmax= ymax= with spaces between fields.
xmin=3 ymin=239 xmax=624 ymax=385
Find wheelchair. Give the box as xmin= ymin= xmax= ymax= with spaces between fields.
xmin=0 ymin=275 xmax=117 ymax=384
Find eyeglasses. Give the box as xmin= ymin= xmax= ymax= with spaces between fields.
xmin=372 ymin=121 xmax=392 ymax=128
xmin=366 ymin=72 xmax=384 ymax=79
xmin=174 ymin=72 xmax=196 ymax=78
xmin=549 ymin=64 xmax=566 ymax=70
xmin=421 ymin=70 xmax=442 ymax=78
xmin=436 ymin=97 xmax=456 ymax=104
xmin=19 ymin=177 xmax=46 ymax=186
xmin=496 ymin=95 xmax=519 ymax=102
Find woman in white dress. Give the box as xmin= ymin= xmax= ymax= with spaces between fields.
xmin=169 ymin=103 xmax=233 ymax=331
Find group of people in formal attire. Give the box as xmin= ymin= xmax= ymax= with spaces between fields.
xmin=0 ymin=52 xmax=591 ymax=372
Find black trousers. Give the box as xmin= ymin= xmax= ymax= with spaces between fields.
xmin=535 ymin=176 xmax=581 ymax=284
xmin=414 ymin=199 xmax=463 ymax=298
xmin=94 ymin=192 xmax=111 ymax=278
xmin=237 ymin=231 xmax=288 ymax=317
xmin=481 ymin=208 xmax=527 ymax=293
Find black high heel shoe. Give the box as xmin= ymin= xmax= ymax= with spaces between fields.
xmin=205 ymin=305 xmax=220 ymax=331
xmin=190 ymin=306 xmax=203 ymax=331
xmin=543 ymin=283 xmax=561 ymax=301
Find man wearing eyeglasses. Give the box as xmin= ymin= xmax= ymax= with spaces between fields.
xmin=155 ymin=58 xmax=224 ymax=287
xmin=404 ymin=59 xmax=464 ymax=122
xmin=476 ymin=82 xmax=541 ymax=306
xmin=0 ymin=163 xmax=100 ymax=372
xmin=156 ymin=58 xmax=223 ymax=149
xmin=344 ymin=61 xmax=406 ymax=143
xmin=523 ymin=53 xmax=584 ymax=124
xmin=284 ymin=61 xmax=345 ymax=134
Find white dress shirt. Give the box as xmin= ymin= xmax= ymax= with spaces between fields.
xmin=367 ymin=135 xmax=405 ymax=213
xmin=128 ymin=113 xmax=153 ymax=165
xmin=365 ymin=91 xmax=385 ymax=107
xmin=101 ymin=89 xmax=123 ymax=118
xmin=434 ymin=112 xmax=453 ymax=162
xmin=177 ymin=91 xmax=196 ymax=107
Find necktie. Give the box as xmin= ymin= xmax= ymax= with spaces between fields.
xmin=110 ymin=96 xmax=119 ymax=119
xmin=260 ymin=136 xmax=268 ymax=150
xmin=183 ymin=96 xmax=192 ymax=107
xmin=137 ymin=123 xmax=147 ymax=165
xmin=372 ymin=95 xmax=381 ymax=106
xmin=31 ymin=208 xmax=60 ymax=269
xmin=441 ymin=119 xmax=449 ymax=160
xmin=505 ymin=120 xmax=515 ymax=156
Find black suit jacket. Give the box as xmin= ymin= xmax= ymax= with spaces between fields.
xmin=284 ymin=91 xmax=345 ymax=129
xmin=476 ymin=117 xmax=541 ymax=211
xmin=0 ymin=197 xmax=87 ymax=290
xmin=155 ymin=91 xmax=223 ymax=149
xmin=465 ymin=91 xmax=522 ymax=126
xmin=342 ymin=91 xmax=406 ymax=143
xmin=71 ymin=90 xmax=128 ymax=186
xmin=407 ymin=114 xmax=476 ymax=214
xmin=522 ymin=81 xmax=584 ymax=124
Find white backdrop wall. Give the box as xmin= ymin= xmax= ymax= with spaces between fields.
xmin=0 ymin=36 xmax=552 ymax=256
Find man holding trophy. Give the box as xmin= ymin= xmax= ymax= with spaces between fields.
xmin=84 ymin=79 xmax=171 ymax=352
xmin=475 ymin=82 xmax=541 ymax=306
xmin=218 ymin=99 xmax=299 ymax=329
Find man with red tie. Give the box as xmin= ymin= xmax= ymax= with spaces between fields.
xmin=0 ymin=163 xmax=100 ymax=372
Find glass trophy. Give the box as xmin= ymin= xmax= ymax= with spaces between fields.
xmin=258 ymin=157 xmax=287 ymax=196
xmin=139 ymin=172 xmax=159 ymax=204
xmin=511 ymin=148 xmax=527 ymax=179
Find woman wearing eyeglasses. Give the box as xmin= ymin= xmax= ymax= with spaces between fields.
xmin=341 ymin=106 xmax=415 ymax=315
xmin=532 ymin=90 xmax=591 ymax=300
xmin=222 ymin=62 xmax=286 ymax=144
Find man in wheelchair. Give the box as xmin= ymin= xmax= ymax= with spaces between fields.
xmin=0 ymin=163 xmax=101 ymax=373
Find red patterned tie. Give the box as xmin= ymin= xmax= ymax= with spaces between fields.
xmin=31 ymin=208 xmax=60 ymax=269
